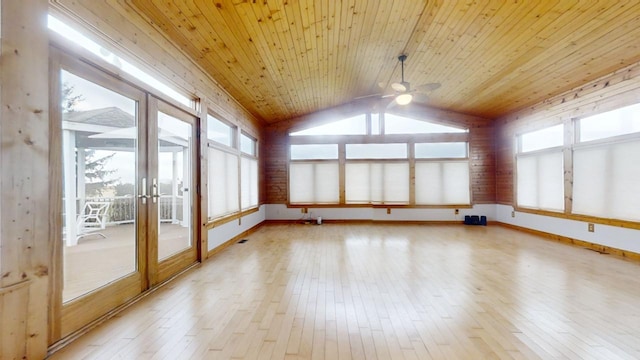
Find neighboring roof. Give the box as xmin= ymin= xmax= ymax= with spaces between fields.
xmin=63 ymin=107 xmax=135 ymax=128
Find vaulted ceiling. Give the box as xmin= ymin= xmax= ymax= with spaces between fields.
xmin=129 ymin=0 xmax=640 ymax=123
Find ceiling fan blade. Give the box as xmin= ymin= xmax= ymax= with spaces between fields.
xmin=386 ymin=98 xmax=399 ymax=110
xmin=416 ymin=82 xmax=441 ymax=92
xmin=412 ymin=92 xmax=429 ymax=103
xmin=353 ymin=93 xmax=382 ymax=101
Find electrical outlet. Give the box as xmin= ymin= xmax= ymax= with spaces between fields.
xmin=387 ymin=208 xmax=391 ymax=214
xmin=511 ymin=211 xmax=515 ymax=218
xmin=301 ymin=208 xmax=305 ymax=213
xmin=588 ymin=223 xmax=595 ymax=232
xmin=455 ymin=209 xmax=459 ymax=215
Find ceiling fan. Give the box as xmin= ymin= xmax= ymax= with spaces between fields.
xmin=357 ymin=54 xmax=441 ymax=106
xmin=391 ymin=54 xmax=441 ymax=105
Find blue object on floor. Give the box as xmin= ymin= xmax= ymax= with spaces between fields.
xmin=464 ymin=215 xmax=487 ymax=226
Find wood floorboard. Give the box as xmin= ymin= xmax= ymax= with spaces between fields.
xmin=49 ymin=223 xmax=640 ymax=359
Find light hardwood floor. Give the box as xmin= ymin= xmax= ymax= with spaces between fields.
xmin=49 ymin=223 xmax=640 ymax=359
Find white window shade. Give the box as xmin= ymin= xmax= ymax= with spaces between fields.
xmin=289 ymin=162 xmax=339 ymax=204
xmin=516 ymin=151 xmax=564 ymax=211
xmin=573 ymin=140 xmax=640 ymax=221
xmin=208 ymin=148 xmax=239 ymax=218
xmin=345 ymin=162 xmax=409 ymax=204
xmin=241 ymin=157 xmax=259 ymax=209
xmin=415 ymin=161 xmax=470 ymax=205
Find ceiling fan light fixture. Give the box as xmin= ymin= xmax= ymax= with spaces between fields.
xmin=396 ymin=93 xmax=413 ymax=105
xmin=391 ymin=82 xmax=407 ymax=92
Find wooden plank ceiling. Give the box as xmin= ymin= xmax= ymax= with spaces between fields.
xmin=129 ymin=0 xmax=640 ymax=123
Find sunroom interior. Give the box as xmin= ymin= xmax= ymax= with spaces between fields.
xmin=2 ymin=1 xmax=640 ymax=359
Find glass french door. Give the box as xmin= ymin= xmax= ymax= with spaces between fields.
xmin=148 ymin=98 xmax=198 ymax=285
xmin=52 ymin=50 xmax=198 ymax=341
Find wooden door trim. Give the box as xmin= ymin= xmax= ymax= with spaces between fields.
xmin=149 ymin=98 xmax=200 ymax=286
xmin=49 ymin=48 xmax=149 ymax=342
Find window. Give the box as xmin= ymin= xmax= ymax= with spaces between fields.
xmin=415 ymin=161 xmax=470 ymax=205
xmin=288 ymin=112 xmax=471 ymax=206
xmin=240 ymin=133 xmax=258 ymax=210
xmin=346 ymin=143 xmax=407 ymax=159
xmin=573 ymin=105 xmax=640 ymax=221
xmin=241 ymin=156 xmax=258 ymax=210
xmin=207 ymin=115 xmax=235 ymax=147
xmin=289 ymin=114 xmax=367 ymax=136
xmin=240 ymin=132 xmax=256 ymax=155
xmin=371 ymin=113 xmax=381 ymax=135
xmin=289 ymin=144 xmax=339 ymax=204
xmin=289 ymin=162 xmax=340 ymax=204
xmin=207 ymin=115 xmax=259 ymax=219
xmin=516 ymin=151 xmax=564 ymax=211
xmin=415 ymin=142 xmax=467 ymax=158
xmin=516 ymin=125 xmax=565 ymax=212
xmin=384 ymin=113 xmax=468 ymax=134
xmin=579 ymin=103 xmax=640 ymax=142
xmin=290 ymin=144 xmax=338 ymax=160
xmin=344 ymin=144 xmax=410 ymax=204
xmin=345 ymin=162 xmax=409 ymax=204
xmin=49 ymin=15 xmax=194 ymax=108
xmin=520 ymin=124 xmax=563 ymax=152
xmin=208 ymin=148 xmax=239 ymax=217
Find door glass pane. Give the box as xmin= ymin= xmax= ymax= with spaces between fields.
xmin=157 ymin=111 xmax=192 ymax=260
xmin=61 ymin=70 xmax=138 ymax=302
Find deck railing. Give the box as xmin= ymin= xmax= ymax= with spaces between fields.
xmin=66 ymin=196 xmax=184 ymax=225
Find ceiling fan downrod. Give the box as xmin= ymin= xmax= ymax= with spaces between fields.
xmin=399 ymin=54 xmax=407 ymax=83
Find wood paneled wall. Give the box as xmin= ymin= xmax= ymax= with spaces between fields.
xmin=0 ymin=1 xmax=50 ymax=359
xmin=495 ymin=60 xmax=640 ymax=205
xmin=265 ymin=102 xmax=496 ymax=204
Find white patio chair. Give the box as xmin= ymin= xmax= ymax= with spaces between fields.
xmin=76 ymin=201 xmax=110 ymax=241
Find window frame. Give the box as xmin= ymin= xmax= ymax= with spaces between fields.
xmin=512 ymin=106 xmax=640 ymax=229
xmin=287 ymin=112 xmax=472 ymax=208
xmin=570 ymin=107 xmax=640 ymax=223
xmin=515 ymin=124 xmax=567 ymax=213
xmin=48 ymin=14 xmax=197 ymax=112
xmin=240 ymin=132 xmax=259 ymax=211
xmin=207 ymin=114 xmax=237 ymax=149
xmin=205 ymin=112 xmax=260 ymax=224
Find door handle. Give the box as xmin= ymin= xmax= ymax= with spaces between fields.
xmin=138 ymin=177 xmax=149 ymax=204
xmin=152 ymin=178 xmax=160 ymax=203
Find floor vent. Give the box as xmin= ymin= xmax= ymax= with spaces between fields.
xmin=238 ymin=239 xmax=248 ymax=244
